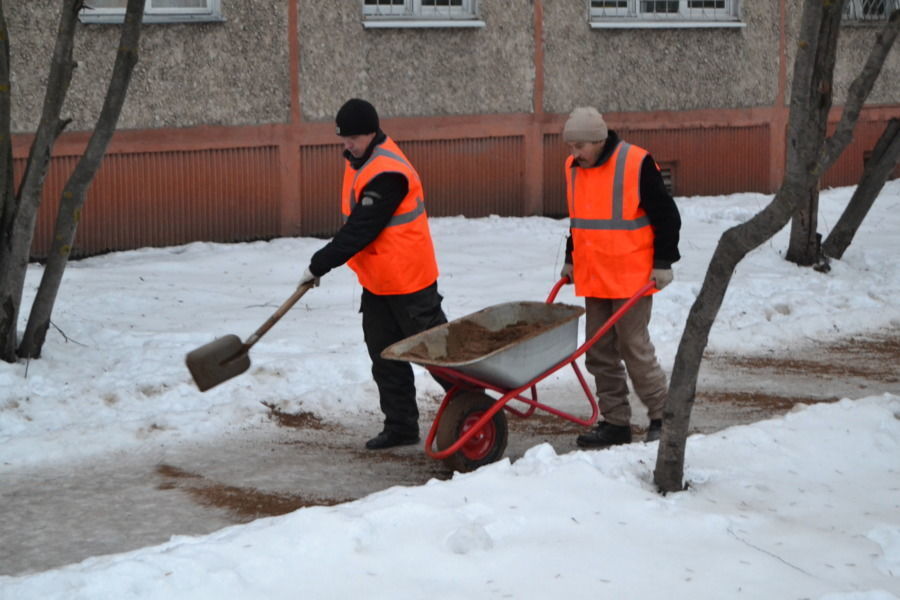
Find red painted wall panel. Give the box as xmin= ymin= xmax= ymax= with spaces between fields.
xmin=542 ymin=124 xmax=771 ymax=217
xmin=297 ymin=136 xmax=526 ymax=238
xmin=22 ymin=146 xmax=280 ymax=259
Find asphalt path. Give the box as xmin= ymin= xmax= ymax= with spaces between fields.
xmin=2 ymin=329 xmax=897 ymax=577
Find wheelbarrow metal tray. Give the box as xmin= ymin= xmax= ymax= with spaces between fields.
xmin=382 ymin=301 xmax=585 ymax=389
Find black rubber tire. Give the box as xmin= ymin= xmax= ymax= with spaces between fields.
xmin=435 ymin=390 xmax=509 ymax=473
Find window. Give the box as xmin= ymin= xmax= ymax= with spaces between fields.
xmin=362 ymin=0 xmax=484 ymax=29
xmin=590 ymin=0 xmax=742 ymax=28
xmin=79 ymin=0 xmax=223 ymax=24
xmin=844 ymin=0 xmax=900 ymax=22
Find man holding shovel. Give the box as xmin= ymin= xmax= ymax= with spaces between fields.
xmin=299 ymin=98 xmax=449 ymax=450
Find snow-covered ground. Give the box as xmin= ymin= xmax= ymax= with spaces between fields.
xmin=1 ymin=183 xmax=899 ymax=599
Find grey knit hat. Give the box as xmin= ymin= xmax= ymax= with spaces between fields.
xmin=563 ymin=107 xmax=608 ymax=143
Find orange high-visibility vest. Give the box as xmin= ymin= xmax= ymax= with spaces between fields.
xmin=342 ymin=136 xmax=439 ymax=295
xmin=565 ymin=141 xmax=656 ymax=299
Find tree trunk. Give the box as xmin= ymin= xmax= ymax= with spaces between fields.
xmin=822 ymin=118 xmax=900 ymax=260
xmin=785 ymin=1 xmax=844 ymax=266
xmin=18 ymin=0 xmax=144 ymax=358
xmin=0 ymin=1 xmax=14 ymax=355
xmin=0 ymin=0 xmax=81 ymax=362
xmin=0 ymin=1 xmax=13 ymax=240
xmin=786 ymin=188 xmax=820 ymax=266
xmin=654 ymin=0 xmax=900 ymax=493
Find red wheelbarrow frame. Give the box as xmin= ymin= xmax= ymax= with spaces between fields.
xmin=422 ymin=278 xmax=656 ymax=461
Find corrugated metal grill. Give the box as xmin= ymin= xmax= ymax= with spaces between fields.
xmin=542 ymin=124 xmax=770 ymax=215
xmin=298 ymin=144 xmax=344 ymax=237
xmin=298 ymin=136 xmax=526 ymax=237
xmin=823 ymin=120 xmax=900 ymax=187
xmin=401 ymin=136 xmax=525 ymax=218
xmin=22 ymin=146 xmax=280 ymax=259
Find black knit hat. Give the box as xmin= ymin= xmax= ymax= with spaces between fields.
xmin=335 ymin=99 xmax=379 ymax=136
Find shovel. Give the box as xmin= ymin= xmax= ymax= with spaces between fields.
xmin=186 ymin=282 xmax=314 ymax=392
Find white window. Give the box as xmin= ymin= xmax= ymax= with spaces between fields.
xmin=79 ymin=0 xmax=223 ymax=24
xmin=362 ymin=0 xmax=484 ymax=29
xmin=590 ymin=0 xmax=742 ymax=29
xmin=844 ymin=0 xmax=900 ymax=22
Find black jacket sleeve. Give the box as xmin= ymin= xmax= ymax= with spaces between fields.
xmin=308 ymin=172 xmax=409 ymax=277
xmin=639 ymin=154 xmax=681 ymax=268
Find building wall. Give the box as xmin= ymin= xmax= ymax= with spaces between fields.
xmin=542 ymin=2 xmax=781 ymax=113
xmin=297 ymin=0 xmax=535 ymax=121
xmin=9 ymin=0 xmax=290 ymax=132
xmin=6 ymin=1 xmax=900 ymax=259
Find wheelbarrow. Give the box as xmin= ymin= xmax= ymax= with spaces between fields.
xmin=381 ymin=278 xmax=655 ymax=473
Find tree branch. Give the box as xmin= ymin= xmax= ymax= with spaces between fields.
xmin=18 ymin=0 xmax=145 ymax=358
xmin=822 ymin=9 xmax=900 ymax=168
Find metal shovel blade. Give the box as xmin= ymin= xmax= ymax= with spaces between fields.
xmin=185 ymin=334 xmax=251 ymax=392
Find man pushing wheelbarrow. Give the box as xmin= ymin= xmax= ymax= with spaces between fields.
xmin=559 ymin=106 xmax=681 ymax=449
xmin=383 ymin=107 xmax=682 ymax=472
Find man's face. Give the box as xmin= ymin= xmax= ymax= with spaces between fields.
xmin=340 ymin=132 xmax=376 ymax=159
xmin=567 ymin=140 xmax=605 ymax=168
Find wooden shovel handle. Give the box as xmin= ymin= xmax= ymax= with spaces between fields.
xmin=243 ymin=282 xmax=314 ymax=349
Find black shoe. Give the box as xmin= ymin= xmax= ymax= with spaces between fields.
xmin=645 ymin=419 xmax=662 ymax=442
xmin=365 ymin=430 xmax=420 ymax=450
xmin=576 ymin=421 xmax=632 ymax=448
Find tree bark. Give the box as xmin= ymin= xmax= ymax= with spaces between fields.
xmin=787 ymin=188 xmax=821 ymax=266
xmin=18 ymin=0 xmax=144 ymax=358
xmin=0 ymin=0 xmax=81 ymax=362
xmin=786 ymin=9 xmax=900 ymax=266
xmin=654 ymin=189 xmax=800 ymax=492
xmin=785 ymin=2 xmax=844 ymax=266
xmin=654 ymin=0 xmax=900 ymax=493
xmin=0 ymin=1 xmax=13 ymax=240
xmin=822 ymin=118 xmax=900 ymax=260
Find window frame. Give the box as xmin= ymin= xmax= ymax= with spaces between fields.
xmin=843 ymin=0 xmax=900 ymax=23
xmin=79 ymin=0 xmax=224 ymax=25
xmin=362 ymin=0 xmax=485 ymax=29
xmin=589 ymin=0 xmax=744 ymax=29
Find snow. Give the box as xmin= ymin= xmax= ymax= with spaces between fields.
xmin=2 ymin=182 xmax=900 ymax=599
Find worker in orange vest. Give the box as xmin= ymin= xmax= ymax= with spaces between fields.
xmin=299 ymin=99 xmax=449 ymax=450
xmin=560 ymin=106 xmax=681 ymax=448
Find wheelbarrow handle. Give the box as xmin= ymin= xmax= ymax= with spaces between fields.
xmin=244 ymin=282 xmax=314 ymax=349
xmin=545 ymin=276 xmax=571 ymax=303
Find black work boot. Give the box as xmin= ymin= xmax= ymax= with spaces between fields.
xmin=576 ymin=421 xmax=632 ymax=448
xmin=645 ymin=419 xmax=662 ymax=442
xmin=365 ymin=430 xmax=420 ymax=450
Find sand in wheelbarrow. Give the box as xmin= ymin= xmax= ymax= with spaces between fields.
xmin=404 ymin=319 xmax=547 ymax=362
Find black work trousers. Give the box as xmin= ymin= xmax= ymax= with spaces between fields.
xmin=361 ymin=282 xmax=449 ymax=436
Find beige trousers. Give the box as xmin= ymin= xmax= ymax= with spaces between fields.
xmin=584 ymin=295 xmax=668 ymax=427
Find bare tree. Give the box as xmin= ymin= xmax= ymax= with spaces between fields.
xmin=0 ymin=0 xmax=143 ymax=362
xmin=19 ymin=0 xmax=144 ymax=358
xmin=0 ymin=4 xmax=13 ymax=258
xmin=653 ymin=3 xmax=900 ymax=493
xmin=822 ymin=118 xmax=900 ymax=260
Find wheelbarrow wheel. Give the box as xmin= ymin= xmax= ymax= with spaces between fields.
xmin=436 ymin=391 xmax=508 ymax=473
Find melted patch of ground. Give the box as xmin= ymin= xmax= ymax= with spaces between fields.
xmin=709 ymin=329 xmax=900 ymax=382
xmin=155 ymin=464 xmax=351 ymax=522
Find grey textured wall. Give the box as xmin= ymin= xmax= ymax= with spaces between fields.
xmin=781 ymin=0 xmax=900 ymax=108
xmin=542 ymin=1 xmax=781 ymax=115
xmin=8 ymin=0 xmax=290 ymax=133
xmin=834 ymin=20 xmax=900 ymax=106
xmin=297 ymin=0 xmax=535 ymax=123
xmin=6 ymin=1 xmax=900 ymax=134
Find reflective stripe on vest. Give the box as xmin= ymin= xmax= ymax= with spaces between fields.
xmin=566 ymin=141 xmax=655 ymax=299
xmin=341 ymin=137 xmax=439 ymax=295
xmin=344 ymin=146 xmax=421 ymax=224
xmin=568 ymin=143 xmax=650 ymax=231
